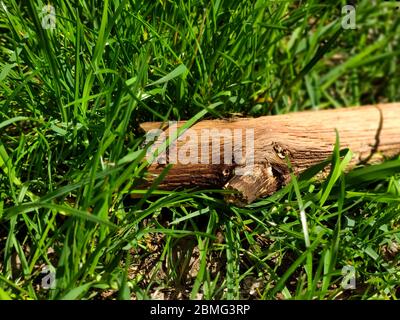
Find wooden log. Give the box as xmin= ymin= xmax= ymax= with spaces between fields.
xmin=140 ymin=103 xmax=400 ymax=206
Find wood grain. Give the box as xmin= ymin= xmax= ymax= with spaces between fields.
xmin=140 ymin=103 xmax=400 ymax=205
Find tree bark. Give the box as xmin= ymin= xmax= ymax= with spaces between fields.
xmin=140 ymin=103 xmax=400 ymax=206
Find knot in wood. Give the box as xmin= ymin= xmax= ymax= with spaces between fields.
xmin=272 ymin=142 xmax=290 ymax=160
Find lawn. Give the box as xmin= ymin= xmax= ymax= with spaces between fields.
xmin=0 ymin=0 xmax=400 ymax=300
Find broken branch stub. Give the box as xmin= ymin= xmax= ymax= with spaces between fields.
xmin=140 ymin=103 xmax=400 ymax=206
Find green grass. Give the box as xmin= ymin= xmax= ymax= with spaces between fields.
xmin=1 ymin=0 xmax=400 ymax=300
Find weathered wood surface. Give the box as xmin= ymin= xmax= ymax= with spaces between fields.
xmin=140 ymin=103 xmax=400 ymax=205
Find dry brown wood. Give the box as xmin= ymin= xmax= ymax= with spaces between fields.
xmin=139 ymin=103 xmax=400 ymax=206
